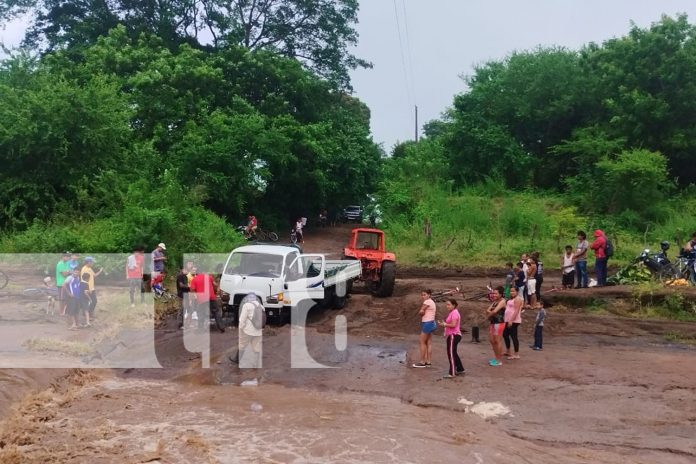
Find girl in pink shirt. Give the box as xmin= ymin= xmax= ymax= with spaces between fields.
xmin=413 ymin=289 xmax=437 ymax=368
xmin=439 ymin=299 xmax=464 ymax=378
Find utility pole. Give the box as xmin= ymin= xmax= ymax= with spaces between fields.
xmin=415 ymin=105 xmax=419 ymax=142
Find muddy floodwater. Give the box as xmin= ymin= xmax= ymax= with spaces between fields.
xmin=1 ymin=226 xmax=695 ymax=463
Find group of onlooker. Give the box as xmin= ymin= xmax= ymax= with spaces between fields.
xmin=505 ymin=251 xmax=544 ymax=309
xmin=55 ymin=252 xmax=102 ymax=330
xmin=484 ymin=286 xmax=546 ymax=367
xmin=411 ymin=287 xmax=547 ymax=377
xmin=561 ymin=230 xmax=611 ymax=288
xmin=174 ymin=261 xmax=225 ymax=333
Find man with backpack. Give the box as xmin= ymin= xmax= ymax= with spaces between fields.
xmin=590 ymin=229 xmax=612 ymax=287
xmin=229 ymin=292 xmax=265 ymax=384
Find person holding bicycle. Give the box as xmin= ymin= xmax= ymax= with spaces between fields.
xmin=246 ymin=214 xmax=258 ymax=239
xmin=294 ymin=218 xmax=304 ymax=244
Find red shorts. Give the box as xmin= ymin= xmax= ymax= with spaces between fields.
xmin=489 ymin=323 xmax=505 ymax=337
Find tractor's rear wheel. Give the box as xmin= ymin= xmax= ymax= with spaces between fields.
xmin=375 ymin=261 xmax=396 ymax=297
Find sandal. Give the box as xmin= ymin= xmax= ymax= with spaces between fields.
xmin=488 ymin=359 xmax=503 ymax=367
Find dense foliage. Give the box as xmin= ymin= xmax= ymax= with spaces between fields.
xmin=1 ymin=0 xmax=367 ymax=88
xmin=381 ymin=15 xmax=696 ymax=266
xmin=418 ymin=15 xmax=696 ymax=225
xmin=0 ymin=20 xmax=380 ymax=254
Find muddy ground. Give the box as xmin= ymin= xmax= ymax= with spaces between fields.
xmin=0 ymin=225 xmax=695 ymax=463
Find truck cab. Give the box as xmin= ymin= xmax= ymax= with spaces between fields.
xmin=219 ymin=244 xmax=360 ymax=324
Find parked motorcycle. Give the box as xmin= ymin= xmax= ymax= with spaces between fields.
xmin=634 ymin=241 xmax=693 ymax=282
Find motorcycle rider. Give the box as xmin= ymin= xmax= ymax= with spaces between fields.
xmin=246 ymin=214 xmax=258 ymax=238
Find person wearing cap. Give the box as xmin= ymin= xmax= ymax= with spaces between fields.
xmin=151 ymin=243 xmax=167 ymax=280
xmin=81 ymin=257 xmax=103 ymax=320
xmin=55 ymin=252 xmax=72 ymax=316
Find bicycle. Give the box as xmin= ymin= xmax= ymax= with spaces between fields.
xmin=237 ymin=226 xmax=279 ymax=242
xmin=256 ymin=228 xmax=279 ymax=242
xmin=290 ymin=229 xmax=298 ymax=245
xmin=431 ymin=285 xmax=462 ymax=302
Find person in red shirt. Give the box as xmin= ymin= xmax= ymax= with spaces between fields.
xmin=189 ymin=270 xmax=225 ymax=333
xmin=126 ymin=245 xmax=145 ymax=307
xmin=590 ymin=229 xmax=607 ymax=287
xmin=246 ymin=214 xmax=258 ymax=238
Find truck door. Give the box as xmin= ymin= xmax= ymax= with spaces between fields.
xmin=285 ymin=254 xmax=326 ymax=302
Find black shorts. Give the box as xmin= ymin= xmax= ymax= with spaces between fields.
xmin=562 ymin=271 xmax=575 ymax=287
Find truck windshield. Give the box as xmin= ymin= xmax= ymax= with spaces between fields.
xmin=224 ymin=252 xmax=284 ymax=277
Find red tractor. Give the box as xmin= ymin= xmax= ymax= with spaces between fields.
xmin=343 ymin=228 xmax=396 ymax=297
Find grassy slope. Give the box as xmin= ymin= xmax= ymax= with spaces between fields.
xmin=383 ymin=187 xmax=695 ymax=269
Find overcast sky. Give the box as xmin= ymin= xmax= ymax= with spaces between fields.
xmin=349 ymin=0 xmax=696 ymax=151
xmin=3 ymin=1 xmax=696 ymax=151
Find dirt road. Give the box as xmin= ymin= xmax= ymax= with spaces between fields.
xmin=1 ymin=225 xmax=695 ymax=463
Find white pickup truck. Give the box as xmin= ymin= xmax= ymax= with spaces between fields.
xmin=219 ymin=244 xmax=362 ymax=324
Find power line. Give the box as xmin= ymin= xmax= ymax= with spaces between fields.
xmin=400 ymin=0 xmax=417 ymax=104
xmin=393 ymin=0 xmax=414 ymax=108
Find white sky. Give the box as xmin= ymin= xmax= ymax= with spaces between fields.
xmin=4 ymin=1 xmax=696 ymax=151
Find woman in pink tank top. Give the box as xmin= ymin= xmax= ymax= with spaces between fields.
xmin=439 ymin=299 xmax=464 ymax=378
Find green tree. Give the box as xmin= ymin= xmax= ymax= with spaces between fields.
xmin=3 ymin=0 xmax=368 ymax=88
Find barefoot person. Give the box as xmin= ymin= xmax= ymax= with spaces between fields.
xmin=412 ymin=289 xmax=437 ymax=368
xmin=503 ymin=286 xmax=523 ymax=360
xmin=486 ymin=286 xmax=507 ymax=367
xmin=439 ymin=298 xmax=464 ymax=378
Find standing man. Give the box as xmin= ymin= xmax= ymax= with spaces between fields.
xmin=189 ymin=268 xmax=225 ymax=333
xmin=229 ymin=292 xmax=264 ymax=385
xmin=574 ymin=231 xmax=589 ymax=289
xmin=151 ymin=243 xmax=167 ymax=280
xmin=55 ymin=252 xmax=72 ymax=316
xmin=684 ymin=232 xmax=696 ymax=285
xmin=126 ymin=246 xmax=145 ymax=307
xmin=590 ymin=229 xmax=608 ymax=287
xmin=176 ymin=266 xmax=190 ymax=329
xmin=80 ymin=257 xmax=102 ymax=320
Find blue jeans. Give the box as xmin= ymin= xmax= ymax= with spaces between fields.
xmin=595 ymin=258 xmax=608 ymax=286
xmin=534 ymin=325 xmax=543 ymax=349
xmin=575 ymin=261 xmax=588 ymax=288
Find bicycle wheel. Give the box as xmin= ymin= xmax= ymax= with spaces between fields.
xmin=0 ymin=270 xmax=7 ymax=290
xmin=267 ymin=231 xmax=279 ymax=242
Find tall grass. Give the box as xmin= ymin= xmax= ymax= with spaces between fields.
xmin=382 ymin=182 xmax=692 ymax=268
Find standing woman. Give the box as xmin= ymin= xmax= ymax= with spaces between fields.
xmin=486 ymin=286 xmax=507 ymax=367
xmin=412 ymin=289 xmax=437 ymax=368
xmin=439 ymin=299 xmax=464 ymax=378
xmin=502 ymin=286 xmax=523 ymax=359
